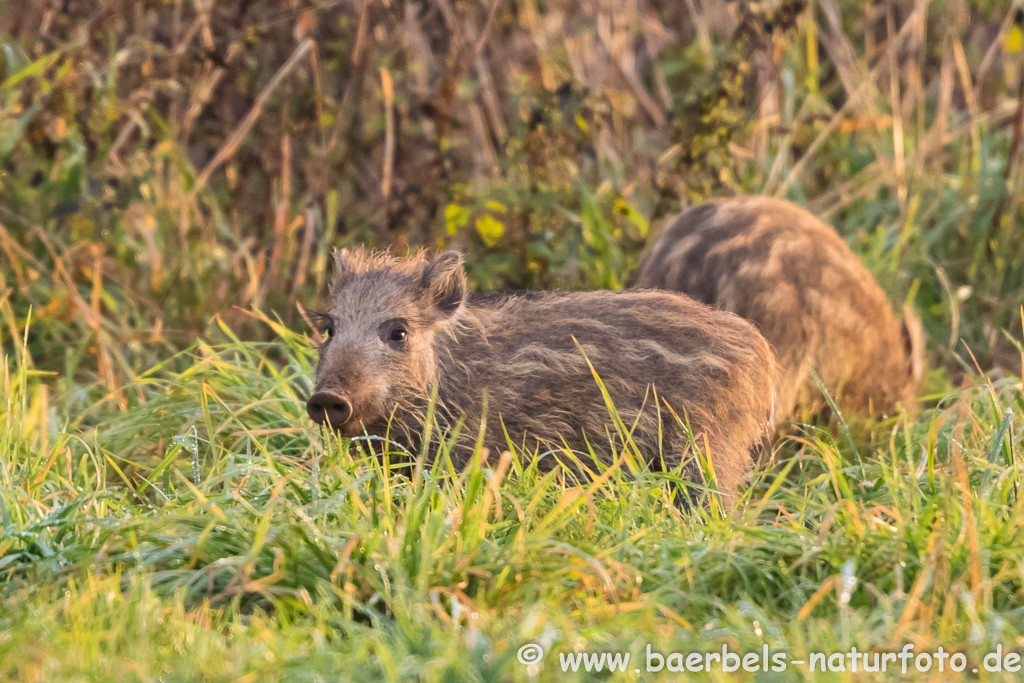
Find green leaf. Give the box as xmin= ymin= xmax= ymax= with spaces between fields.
xmin=1 ymin=50 xmax=62 ymax=91
xmin=614 ymin=198 xmax=648 ymax=236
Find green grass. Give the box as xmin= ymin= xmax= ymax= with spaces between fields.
xmin=1 ymin=314 xmax=1023 ymax=681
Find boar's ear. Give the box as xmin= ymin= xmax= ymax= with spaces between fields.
xmin=332 ymin=248 xmax=353 ymax=289
xmin=422 ymin=250 xmax=467 ymax=319
xmin=901 ymin=304 xmax=925 ymax=385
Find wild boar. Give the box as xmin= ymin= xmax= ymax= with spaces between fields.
xmin=306 ymin=247 xmax=776 ymax=503
xmin=633 ymin=196 xmax=924 ymax=424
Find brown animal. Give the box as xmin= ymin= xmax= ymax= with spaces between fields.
xmin=306 ymin=248 xmax=776 ymax=503
xmin=634 ymin=196 xmax=924 ymax=425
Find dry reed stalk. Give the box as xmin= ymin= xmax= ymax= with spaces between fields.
xmin=972 ymin=6 xmax=1020 ymax=106
xmin=190 ymin=38 xmax=315 ymax=200
xmin=776 ymin=5 xmax=922 ymax=197
xmin=987 ymin=73 xmax=1024 ymax=260
xmin=909 ymin=0 xmax=928 ymax=156
xmin=380 ymin=66 xmax=395 ymax=200
xmin=819 ymin=0 xmax=889 ymax=165
xmin=923 ymin=0 xmax=959 ymax=180
xmin=683 ymin=0 xmax=714 ymax=67
xmin=289 ymin=206 xmax=317 ymax=319
xmin=886 ymin=0 xmax=907 ymax=206
xmin=473 ymin=0 xmax=502 ymax=56
xmin=270 ymin=131 xmax=293 ymax=280
xmin=474 ymin=55 xmax=508 ymax=145
xmin=328 ymin=0 xmax=373 ymax=155
xmin=952 ymin=36 xmax=982 ymax=193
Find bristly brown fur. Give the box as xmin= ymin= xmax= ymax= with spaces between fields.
xmin=634 ymin=196 xmax=925 ymax=424
xmin=311 ymin=247 xmax=777 ymax=506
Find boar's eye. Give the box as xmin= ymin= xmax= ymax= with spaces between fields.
xmin=381 ymin=319 xmax=409 ymax=350
xmin=311 ymin=313 xmax=334 ymax=343
xmin=387 ymin=327 xmax=408 ymax=348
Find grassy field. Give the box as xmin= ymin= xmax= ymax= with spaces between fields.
xmin=2 ymin=0 xmax=1024 ymax=680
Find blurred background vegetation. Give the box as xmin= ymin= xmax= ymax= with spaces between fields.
xmin=1 ymin=0 xmax=1023 ymax=403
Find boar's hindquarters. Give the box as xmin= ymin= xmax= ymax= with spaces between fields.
xmin=634 ymin=197 xmax=919 ymax=422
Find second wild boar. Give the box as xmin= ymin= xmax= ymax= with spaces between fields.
xmin=634 ymin=196 xmax=924 ymax=424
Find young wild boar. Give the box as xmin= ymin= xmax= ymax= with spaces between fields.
xmin=306 ymin=248 xmax=776 ymax=502
xmin=633 ymin=196 xmax=924 ymax=424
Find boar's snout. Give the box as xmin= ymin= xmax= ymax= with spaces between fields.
xmin=306 ymin=390 xmax=353 ymax=428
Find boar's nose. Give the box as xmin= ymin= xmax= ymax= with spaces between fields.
xmin=306 ymin=390 xmax=353 ymax=427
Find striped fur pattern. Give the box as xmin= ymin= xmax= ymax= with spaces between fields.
xmin=634 ymin=196 xmax=924 ymax=424
xmin=311 ymin=248 xmax=776 ymax=502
